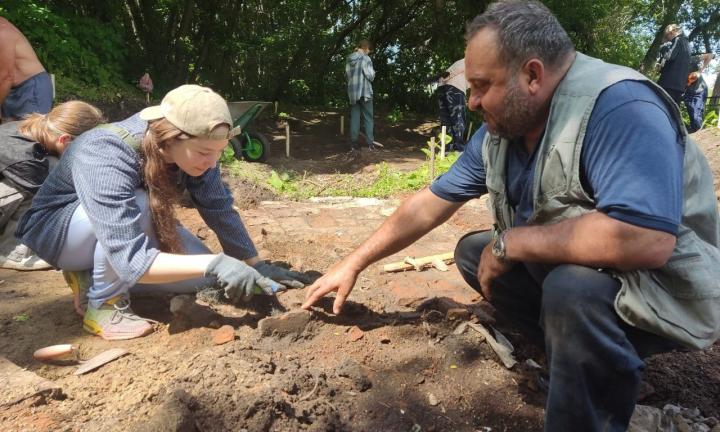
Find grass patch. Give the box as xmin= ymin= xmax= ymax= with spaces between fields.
xmin=221 ymin=151 xmax=460 ymax=199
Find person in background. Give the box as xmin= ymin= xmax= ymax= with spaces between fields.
xmin=17 ymin=85 xmax=310 ymax=341
xmin=346 ymin=39 xmax=376 ymax=155
xmin=0 ymin=101 xmax=103 ymax=270
xmin=0 ymin=17 xmax=53 ymax=121
xmin=684 ymin=53 xmax=715 ymax=133
xmin=436 ymin=58 xmax=468 ymax=151
xmin=657 ymin=24 xmax=691 ymax=104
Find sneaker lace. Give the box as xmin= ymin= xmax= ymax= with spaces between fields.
xmin=110 ymin=299 xmax=158 ymax=324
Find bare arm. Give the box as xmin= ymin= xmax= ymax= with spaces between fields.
xmin=138 ymin=253 xmax=260 ymax=283
xmin=303 ymin=188 xmax=463 ymax=313
xmin=504 ymin=211 xmax=676 ymax=270
xmin=0 ymin=30 xmax=15 ymax=106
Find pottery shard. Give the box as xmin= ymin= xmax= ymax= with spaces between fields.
xmin=348 ymin=326 xmax=365 ymax=342
xmin=212 ymin=325 xmax=235 ymax=345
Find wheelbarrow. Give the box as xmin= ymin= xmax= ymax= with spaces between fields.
xmin=227 ymin=101 xmax=272 ymax=162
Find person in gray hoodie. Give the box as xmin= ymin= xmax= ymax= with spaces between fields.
xmin=345 ymin=39 xmax=375 ymax=153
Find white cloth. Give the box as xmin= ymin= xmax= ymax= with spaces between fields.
xmin=439 ymin=59 xmax=468 ymax=93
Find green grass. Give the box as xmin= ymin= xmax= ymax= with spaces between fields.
xmin=221 ymin=151 xmax=460 ymax=200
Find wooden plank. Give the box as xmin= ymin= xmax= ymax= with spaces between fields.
xmin=382 ymin=252 xmax=454 ymax=273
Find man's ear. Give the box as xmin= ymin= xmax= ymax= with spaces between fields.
xmin=523 ymin=59 xmax=545 ymax=94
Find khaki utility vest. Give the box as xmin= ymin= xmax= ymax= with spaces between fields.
xmin=482 ymin=53 xmax=720 ymax=349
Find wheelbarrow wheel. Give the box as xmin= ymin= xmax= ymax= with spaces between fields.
xmin=231 ymin=131 xmax=270 ymax=163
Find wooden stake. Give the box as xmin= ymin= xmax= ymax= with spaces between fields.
xmin=382 ymin=252 xmax=454 ymax=273
xmin=466 ymin=121 xmax=474 ymax=141
xmin=440 ymin=126 xmax=447 ymax=159
xmin=340 ymin=115 xmax=344 ymax=135
xmin=429 ymin=137 xmax=436 ymax=182
xmin=145 ymin=92 xmax=150 ymax=105
xmin=285 ymin=123 xmax=291 ymax=158
xmin=274 ymin=101 xmax=279 ymax=114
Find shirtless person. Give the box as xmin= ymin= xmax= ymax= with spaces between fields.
xmin=0 ymin=17 xmax=53 ymax=121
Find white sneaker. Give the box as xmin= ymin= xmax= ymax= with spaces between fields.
xmin=0 ymin=244 xmax=52 ymax=271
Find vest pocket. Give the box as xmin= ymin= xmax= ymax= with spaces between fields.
xmin=653 ymin=232 xmax=720 ymax=300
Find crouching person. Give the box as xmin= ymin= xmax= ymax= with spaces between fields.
xmin=302 ymin=2 xmax=720 ymax=431
xmin=0 ymin=101 xmax=103 ymax=270
xmin=17 ymin=85 xmax=310 ymax=340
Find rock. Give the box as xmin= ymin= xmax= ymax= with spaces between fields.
xmin=0 ymin=356 xmax=62 ymax=406
xmin=212 ymin=325 xmax=235 ymax=345
xmin=428 ymin=393 xmax=439 ymax=406
xmin=628 ymin=405 xmax=663 ymax=432
xmin=258 ymin=310 xmax=311 ymax=338
xmin=347 ymin=326 xmax=364 ymax=342
xmin=446 ymin=308 xmax=470 ymax=321
xmin=137 ymin=389 xmax=197 ymax=432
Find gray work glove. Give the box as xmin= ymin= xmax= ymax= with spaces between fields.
xmin=205 ymin=254 xmax=282 ymax=303
xmin=252 ymin=261 xmax=313 ymax=290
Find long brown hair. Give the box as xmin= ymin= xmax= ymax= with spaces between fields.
xmin=18 ymin=101 xmax=104 ymax=154
xmin=141 ymin=118 xmax=187 ymax=253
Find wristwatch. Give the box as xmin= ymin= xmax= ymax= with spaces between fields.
xmin=492 ymin=229 xmax=508 ymax=260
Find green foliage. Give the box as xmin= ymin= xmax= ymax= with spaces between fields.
xmin=0 ymin=1 xmax=126 ymax=86
xmin=13 ymin=313 xmax=30 ymax=322
xmin=702 ymin=110 xmax=719 ymax=128
xmin=386 ymin=107 xmax=406 ymax=125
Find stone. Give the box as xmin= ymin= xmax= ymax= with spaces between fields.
xmin=347 ymin=326 xmax=364 ymax=342
xmin=258 ymin=310 xmax=311 ymax=338
xmin=336 ymin=358 xmax=372 ymax=392
xmin=212 ymin=325 xmax=235 ymax=345
xmin=428 ymin=393 xmax=439 ymax=406
xmin=628 ymin=405 xmax=663 ymax=432
xmin=169 ymin=295 xmax=222 ymax=333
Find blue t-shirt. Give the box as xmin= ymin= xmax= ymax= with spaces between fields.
xmin=430 ymin=80 xmax=684 ymax=235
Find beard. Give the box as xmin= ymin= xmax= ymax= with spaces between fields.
xmin=484 ymin=75 xmax=545 ymax=140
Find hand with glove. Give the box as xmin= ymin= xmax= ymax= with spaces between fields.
xmin=252 ymin=261 xmax=314 ymax=290
xmin=204 ymin=253 xmax=282 ymax=303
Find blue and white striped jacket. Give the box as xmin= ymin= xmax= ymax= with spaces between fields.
xmin=345 ymin=50 xmax=375 ymax=104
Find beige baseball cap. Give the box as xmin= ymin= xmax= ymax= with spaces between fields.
xmin=139 ymin=85 xmax=240 ymax=139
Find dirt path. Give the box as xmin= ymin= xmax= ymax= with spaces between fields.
xmin=1 ymin=125 xmax=719 ymax=431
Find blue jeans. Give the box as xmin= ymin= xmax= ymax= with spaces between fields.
xmin=684 ymin=88 xmax=707 ymax=133
xmin=349 ymin=97 xmax=374 ymax=149
xmin=454 ymin=230 xmax=679 ymax=432
xmin=56 ymin=189 xmax=213 ymax=308
xmin=438 ymin=85 xmax=466 ymax=151
xmin=1 ymin=72 xmax=53 ymax=119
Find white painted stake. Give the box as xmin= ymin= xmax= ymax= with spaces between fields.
xmin=340 ymin=115 xmax=345 ymax=135
xmin=285 ymin=123 xmax=291 ymax=158
xmin=429 ymin=137 xmax=436 ymax=182
xmin=466 ymin=121 xmax=474 ymax=141
xmin=440 ymin=126 xmax=447 ymax=159
xmin=274 ymin=101 xmax=279 ymax=114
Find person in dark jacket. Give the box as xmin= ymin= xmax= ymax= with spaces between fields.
xmin=17 ymin=85 xmax=311 ymax=341
xmin=0 ymin=101 xmax=103 ymax=270
xmin=684 ymin=53 xmax=714 ymax=133
xmin=657 ymin=24 xmax=691 ymax=103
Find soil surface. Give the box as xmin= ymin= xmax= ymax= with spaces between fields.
xmin=1 ymin=110 xmax=719 ymax=431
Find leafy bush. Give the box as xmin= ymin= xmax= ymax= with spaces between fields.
xmin=0 ymin=1 xmax=126 ymax=86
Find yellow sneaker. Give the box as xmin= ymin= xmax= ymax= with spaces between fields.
xmin=83 ymin=296 xmax=154 ymax=341
xmin=62 ymin=270 xmax=92 ymax=316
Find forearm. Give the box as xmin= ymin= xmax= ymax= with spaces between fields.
xmin=138 ymin=252 xmax=216 ymax=283
xmin=344 ymin=188 xmax=462 ymax=271
xmin=504 ymin=211 xmax=676 ymax=271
